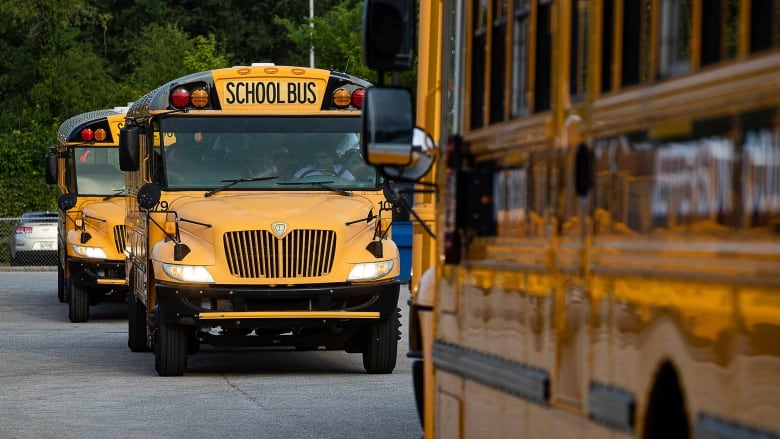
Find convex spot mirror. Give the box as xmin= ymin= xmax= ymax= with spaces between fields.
xmin=58 ymin=193 xmax=78 ymax=211
xmin=137 ymin=183 xmax=161 ymax=210
xmin=381 ymin=127 xmax=436 ymax=181
xmin=361 ymin=86 xmax=414 ymax=167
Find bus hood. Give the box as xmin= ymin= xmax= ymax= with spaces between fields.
xmin=70 ymin=197 xmax=127 ymax=260
xmin=169 ymin=192 xmax=378 ymax=242
xmin=81 ymin=197 xmax=126 ymax=223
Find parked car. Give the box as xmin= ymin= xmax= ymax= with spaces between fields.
xmin=11 ymin=211 xmax=59 ymax=266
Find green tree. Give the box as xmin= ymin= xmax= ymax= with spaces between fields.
xmin=183 ymin=34 xmax=231 ymax=73
xmin=0 ymin=0 xmax=115 ymax=216
xmin=0 ymin=128 xmax=59 ymax=217
xmin=123 ymin=23 xmax=185 ymax=97
xmin=0 ymin=0 xmax=115 ymax=130
xmin=275 ymin=0 xmax=417 ymax=89
xmin=30 ymin=43 xmax=121 ymax=121
xmin=276 ymin=1 xmax=368 ymax=76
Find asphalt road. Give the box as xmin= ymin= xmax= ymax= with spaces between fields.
xmin=0 ymin=271 xmax=422 ymax=439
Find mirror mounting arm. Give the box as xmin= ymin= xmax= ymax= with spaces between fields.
xmin=144 ymin=211 xmax=179 ymax=244
xmin=395 ymin=195 xmax=435 ymax=239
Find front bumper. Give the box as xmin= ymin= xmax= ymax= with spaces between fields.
xmin=67 ymin=258 xmax=126 ymax=289
xmin=155 ymin=281 xmax=401 ymax=328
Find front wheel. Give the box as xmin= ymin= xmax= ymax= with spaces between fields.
xmin=68 ymin=283 xmax=89 ymax=323
xmin=362 ymin=308 xmax=401 ymax=374
xmin=154 ymin=319 xmax=189 ymax=376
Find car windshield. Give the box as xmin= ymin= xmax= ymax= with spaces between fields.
xmin=21 ymin=212 xmax=58 ymax=223
xmin=157 ymin=116 xmax=380 ymax=191
xmin=71 ymin=147 xmax=125 ymax=195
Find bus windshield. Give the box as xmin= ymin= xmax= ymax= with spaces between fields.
xmin=158 ymin=116 xmax=379 ymax=190
xmin=72 ymin=147 xmax=124 ymax=195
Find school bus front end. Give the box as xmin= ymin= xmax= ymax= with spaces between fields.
xmin=48 ymin=109 xmax=129 ymax=323
xmin=120 ymin=65 xmax=401 ymax=376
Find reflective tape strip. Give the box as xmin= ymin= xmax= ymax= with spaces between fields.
xmin=96 ymin=279 xmax=126 ymax=285
xmin=197 ymin=311 xmax=380 ymax=320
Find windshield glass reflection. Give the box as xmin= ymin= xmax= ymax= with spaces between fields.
xmin=72 ymin=147 xmax=124 ymax=195
xmin=158 ymin=116 xmax=379 ymax=190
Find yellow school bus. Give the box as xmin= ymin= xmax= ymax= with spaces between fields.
xmin=362 ymin=0 xmax=780 ymax=438
xmin=46 ymin=107 xmax=130 ymax=322
xmin=118 ymin=64 xmax=401 ymax=376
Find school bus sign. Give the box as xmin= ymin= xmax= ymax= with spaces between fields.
xmin=213 ymin=67 xmax=329 ymax=111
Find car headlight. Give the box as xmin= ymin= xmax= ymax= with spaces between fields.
xmin=162 ymin=264 xmax=215 ymax=283
xmin=72 ymin=245 xmax=108 ymax=259
xmin=347 ymin=260 xmax=395 ymax=281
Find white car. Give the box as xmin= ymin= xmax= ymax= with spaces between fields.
xmin=11 ymin=211 xmax=59 ymax=266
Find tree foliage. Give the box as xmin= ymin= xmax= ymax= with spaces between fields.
xmin=124 ymin=24 xmax=230 ymax=100
xmin=0 ymin=129 xmax=59 ymax=215
xmin=0 ymin=0 xmax=418 ymax=217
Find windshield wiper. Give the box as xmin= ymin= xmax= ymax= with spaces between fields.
xmin=204 ymin=176 xmax=279 ymax=197
xmin=276 ymin=181 xmax=352 ymax=196
xmin=103 ymin=188 xmax=125 ymax=201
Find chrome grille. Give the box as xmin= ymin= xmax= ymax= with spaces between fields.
xmin=224 ymin=229 xmax=336 ymax=279
xmin=113 ymin=225 xmax=127 ymax=256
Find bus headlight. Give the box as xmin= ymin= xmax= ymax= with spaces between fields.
xmin=72 ymin=245 xmax=108 ymax=259
xmin=347 ymin=260 xmax=395 ymax=281
xmin=162 ymin=264 xmax=215 ymax=283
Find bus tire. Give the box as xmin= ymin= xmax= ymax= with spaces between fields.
xmin=68 ymin=284 xmax=89 ymax=323
xmin=362 ymin=308 xmax=401 ymax=374
xmin=154 ymin=320 xmax=188 ymax=376
xmin=127 ymin=270 xmax=148 ymax=352
xmin=643 ymin=362 xmax=690 ymax=439
xmin=57 ymin=263 xmax=65 ymax=303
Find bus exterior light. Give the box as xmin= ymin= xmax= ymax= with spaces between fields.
xmin=351 ymin=88 xmax=365 ymax=108
xmin=72 ymin=244 xmax=108 ymax=259
xmin=162 ymin=263 xmax=215 ymax=283
xmin=171 ymin=88 xmax=191 ymax=109
xmin=347 ymin=260 xmax=394 ymax=281
xmin=94 ymin=128 xmax=107 ymax=142
xmin=80 ymin=128 xmax=94 ymax=142
xmin=190 ymin=88 xmax=209 ymax=108
xmin=333 ymin=88 xmax=351 ymax=108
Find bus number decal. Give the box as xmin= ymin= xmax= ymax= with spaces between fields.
xmin=225 ymin=81 xmax=317 ymax=105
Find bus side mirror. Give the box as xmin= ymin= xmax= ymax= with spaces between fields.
xmin=45 ymin=153 xmax=58 ymax=185
xmin=363 ymin=0 xmax=415 ymax=71
xmin=119 ymin=127 xmax=140 ymax=172
xmin=361 ymin=86 xmax=414 ymax=167
xmin=58 ymin=193 xmax=78 ymax=211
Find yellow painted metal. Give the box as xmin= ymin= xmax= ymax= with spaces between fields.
xmin=414 ymin=1 xmax=445 ymax=437
xmin=96 ymin=279 xmax=126 ymax=285
xmin=198 ymin=311 xmax=379 ymax=320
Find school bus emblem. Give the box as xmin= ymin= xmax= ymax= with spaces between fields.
xmin=272 ymin=222 xmax=287 ymax=238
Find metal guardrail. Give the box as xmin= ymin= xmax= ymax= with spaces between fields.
xmin=0 ymin=217 xmax=58 ymax=270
